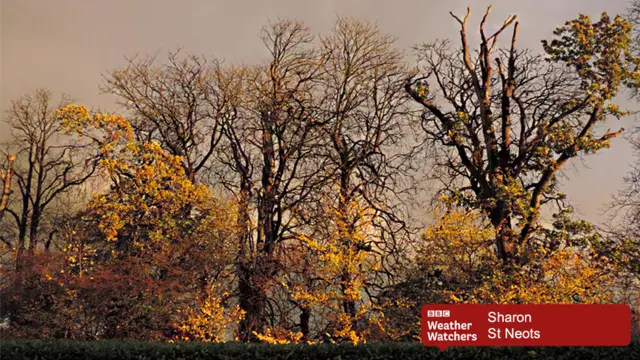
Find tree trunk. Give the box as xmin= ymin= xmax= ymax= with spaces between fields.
xmin=237 ymin=262 xmax=267 ymax=342
xmin=0 ymin=155 xmax=16 ymax=223
xmin=338 ymin=165 xmax=358 ymax=326
xmin=300 ymin=306 xmax=311 ymax=341
xmin=488 ymin=198 xmax=514 ymax=262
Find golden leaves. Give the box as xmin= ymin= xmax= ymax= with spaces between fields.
xmin=59 ymin=104 xmax=227 ymax=253
xmin=48 ymin=103 xmax=244 ymax=341
xmin=173 ymin=285 xmax=245 ymax=343
xmin=254 ymin=328 xmax=305 ymax=345
xmin=418 ymin=200 xmax=616 ymax=306
xmin=259 ymin=198 xmax=390 ymax=344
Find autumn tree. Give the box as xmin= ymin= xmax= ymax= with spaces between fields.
xmin=278 ymin=199 xmax=399 ymax=344
xmin=273 ymin=17 xmax=416 ymax=342
xmin=0 ymin=89 xmax=97 ymax=267
xmin=0 ymin=154 xmax=16 ymax=265
xmin=380 ymin=197 xmax=617 ymax=339
xmin=210 ymin=18 xmax=418 ymax=343
xmin=405 ymin=7 xmax=640 ymax=266
xmin=98 ymin=53 xmax=256 ymax=339
xmin=16 ymin=104 xmax=242 ymax=341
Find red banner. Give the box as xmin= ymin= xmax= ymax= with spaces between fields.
xmin=421 ymin=304 xmax=631 ymax=351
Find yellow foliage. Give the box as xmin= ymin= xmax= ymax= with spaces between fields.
xmin=52 ymin=104 xmax=242 ymax=341
xmin=267 ymin=197 xmax=392 ymax=344
xmin=419 ymin=205 xmax=496 ymax=281
xmin=173 ymin=285 xmax=245 ymax=343
xmin=418 ymin=201 xmax=616 ymax=305
xmin=57 ymin=105 xmax=237 ymax=258
xmin=254 ymin=328 xmax=305 ymax=345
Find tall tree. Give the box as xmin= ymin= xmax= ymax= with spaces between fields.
xmin=603 ymin=124 xmax=640 ymax=318
xmin=213 ymin=20 xmax=324 ymax=341
xmin=298 ymin=17 xmax=415 ymax=338
xmin=610 ymin=0 xmax=640 ymax=265
xmin=405 ymin=7 xmax=640 ymax=265
xmin=243 ymin=18 xmax=419 ymax=344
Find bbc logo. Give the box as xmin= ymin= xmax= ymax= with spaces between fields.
xmin=427 ymin=310 xmax=450 ymax=317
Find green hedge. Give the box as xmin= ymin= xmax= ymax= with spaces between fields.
xmin=0 ymin=339 xmax=638 ymax=360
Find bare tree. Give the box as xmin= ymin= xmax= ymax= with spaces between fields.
xmin=1 ymin=89 xmax=97 ymax=265
xmin=617 ymin=1 xmax=640 ymax=242
xmin=212 ymin=20 xmax=325 ymax=341
xmin=102 ymin=51 xmax=225 ymax=183
xmin=604 ymin=127 xmax=640 ymax=274
xmin=405 ymin=7 xmax=638 ymax=264
xmin=629 ymin=0 xmax=640 ymax=52
xmin=211 ymin=18 xmax=420 ymax=342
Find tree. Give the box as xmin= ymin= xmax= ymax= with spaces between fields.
xmin=211 ymin=20 xmax=325 ymax=342
xmin=602 ymin=119 xmax=640 ymax=333
xmin=102 ymin=52 xmax=225 ymax=184
xmin=0 ymin=89 xmax=97 ymax=267
xmin=405 ymin=7 xmax=640 ymax=266
xmin=377 ymin=197 xmax=616 ymax=339
xmin=604 ymin=132 xmax=640 ymax=272
xmin=313 ymin=17 xmax=416 ymax=329
xmin=262 ymin=17 xmax=417 ymax=343
xmin=171 ymin=283 xmax=245 ymax=342
xmin=44 ymin=104 xmax=240 ymax=340
xmin=278 ymin=199 xmax=391 ymax=344
xmin=609 ymin=0 xmax=640 ymax=279
xmin=629 ymin=0 xmax=640 ymax=55
xmin=212 ymin=18 xmax=418 ymax=342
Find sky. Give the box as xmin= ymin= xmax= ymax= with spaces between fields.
xmin=0 ymin=0 xmax=636 ymax=225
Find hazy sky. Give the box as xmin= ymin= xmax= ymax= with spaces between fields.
xmin=0 ymin=0 xmax=636 ymax=224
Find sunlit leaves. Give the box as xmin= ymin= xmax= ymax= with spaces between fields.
xmin=543 ymin=13 xmax=640 ymax=99
xmin=50 ymin=105 xmax=241 ymax=341
xmin=173 ymin=285 xmax=245 ymax=343
xmin=416 ymin=200 xmax=617 ymax=306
